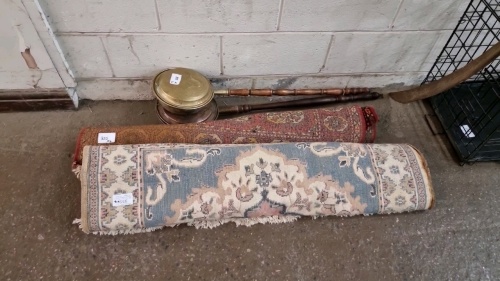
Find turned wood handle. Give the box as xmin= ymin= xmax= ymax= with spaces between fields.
xmin=215 ymin=88 xmax=371 ymax=96
xmin=218 ymin=92 xmax=381 ymax=115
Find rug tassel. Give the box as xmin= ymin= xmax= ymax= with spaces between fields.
xmin=72 ymin=218 xmax=84 ymax=231
xmin=72 ymin=165 xmax=81 ymax=179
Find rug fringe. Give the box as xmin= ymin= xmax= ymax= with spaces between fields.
xmin=76 ymin=216 xmax=302 ymax=235
xmin=189 ymin=215 xmax=300 ymax=229
xmin=72 ymin=165 xmax=81 ymax=179
xmin=72 ymin=218 xmax=85 ymax=232
xmin=92 ymin=225 xmax=168 ymax=236
xmin=74 ymin=211 xmax=429 ymax=235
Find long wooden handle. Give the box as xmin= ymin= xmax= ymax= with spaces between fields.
xmin=214 ymin=87 xmax=370 ymax=96
xmin=389 ymin=41 xmax=500 ymax=103
xmin=218 ymin=92 xmax=381 ymax=115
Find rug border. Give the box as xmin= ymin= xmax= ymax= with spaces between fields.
xmin=408 ymin=144 xmax=435 ymax=209
xmin=368 ymin=106 xmax=379 ymax=142
xmin=357 ymin=106 xmax=368 ymax=143
xmin=80 ymin=146 xmax=90 ymax=234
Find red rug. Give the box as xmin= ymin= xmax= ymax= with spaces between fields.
xmin=73 ymin=106 xmax=378 ymax=170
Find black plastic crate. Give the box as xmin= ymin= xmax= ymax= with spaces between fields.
xmin=423 ymin=0 xmax=500 ymax=164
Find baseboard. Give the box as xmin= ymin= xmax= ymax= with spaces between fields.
xmin=0 ymin=88 xmax=75 ymax=112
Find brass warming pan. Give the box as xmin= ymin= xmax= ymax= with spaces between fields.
xmin=153 ymin=68 xmax=218 ymax=124
xmin=153 ymin=68 xmax=380 ymax=124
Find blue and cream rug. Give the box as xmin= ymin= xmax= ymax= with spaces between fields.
xmin=76 ymin=142 xmax=433 ymax=235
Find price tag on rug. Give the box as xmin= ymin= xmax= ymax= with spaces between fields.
xmin=112 ymin=193 xmax=134 ymax=207
xmin=97 ymin=132 xmax=116 ymax=144
xmin=170 ymin=73 xmax=182 ymax=85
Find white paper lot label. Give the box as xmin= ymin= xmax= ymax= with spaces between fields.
xmin=112 ymin=193 xmax=134 ymax=207
xmin=97 ymin=132 xmax=116 ymax=144
xmin=170 ymin=73 xmax=182 ymax=85
xmin=459 ymin=124 xmax=475 ymax=138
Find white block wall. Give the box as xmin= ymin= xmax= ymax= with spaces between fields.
xmin=40 ymin=0 xmax=469 ymax=100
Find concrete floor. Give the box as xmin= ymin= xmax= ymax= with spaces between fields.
xmin=0 ymin=96 xmax=499 ymax=281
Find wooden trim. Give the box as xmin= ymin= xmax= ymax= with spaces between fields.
xmin=0 ymin=88 xmax=75 ymax=112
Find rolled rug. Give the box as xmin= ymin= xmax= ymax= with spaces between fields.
xmin=76 ymin=142 xmax=433 ymax=235
xmin=72 ymin=106 xmax=378 ymax=172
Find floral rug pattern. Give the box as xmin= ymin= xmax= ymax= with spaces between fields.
xmin=79 ymin=142 xmax=433 ymax=234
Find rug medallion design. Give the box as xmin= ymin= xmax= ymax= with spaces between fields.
xmin=78 ymin=142 xmax=433 ymax=234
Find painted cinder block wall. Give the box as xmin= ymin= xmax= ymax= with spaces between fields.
xmin=40 ymin=0 xmax=469 ymax=100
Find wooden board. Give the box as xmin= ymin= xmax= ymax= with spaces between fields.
xmin=0 ymin=89 xmax=75 ymax=112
